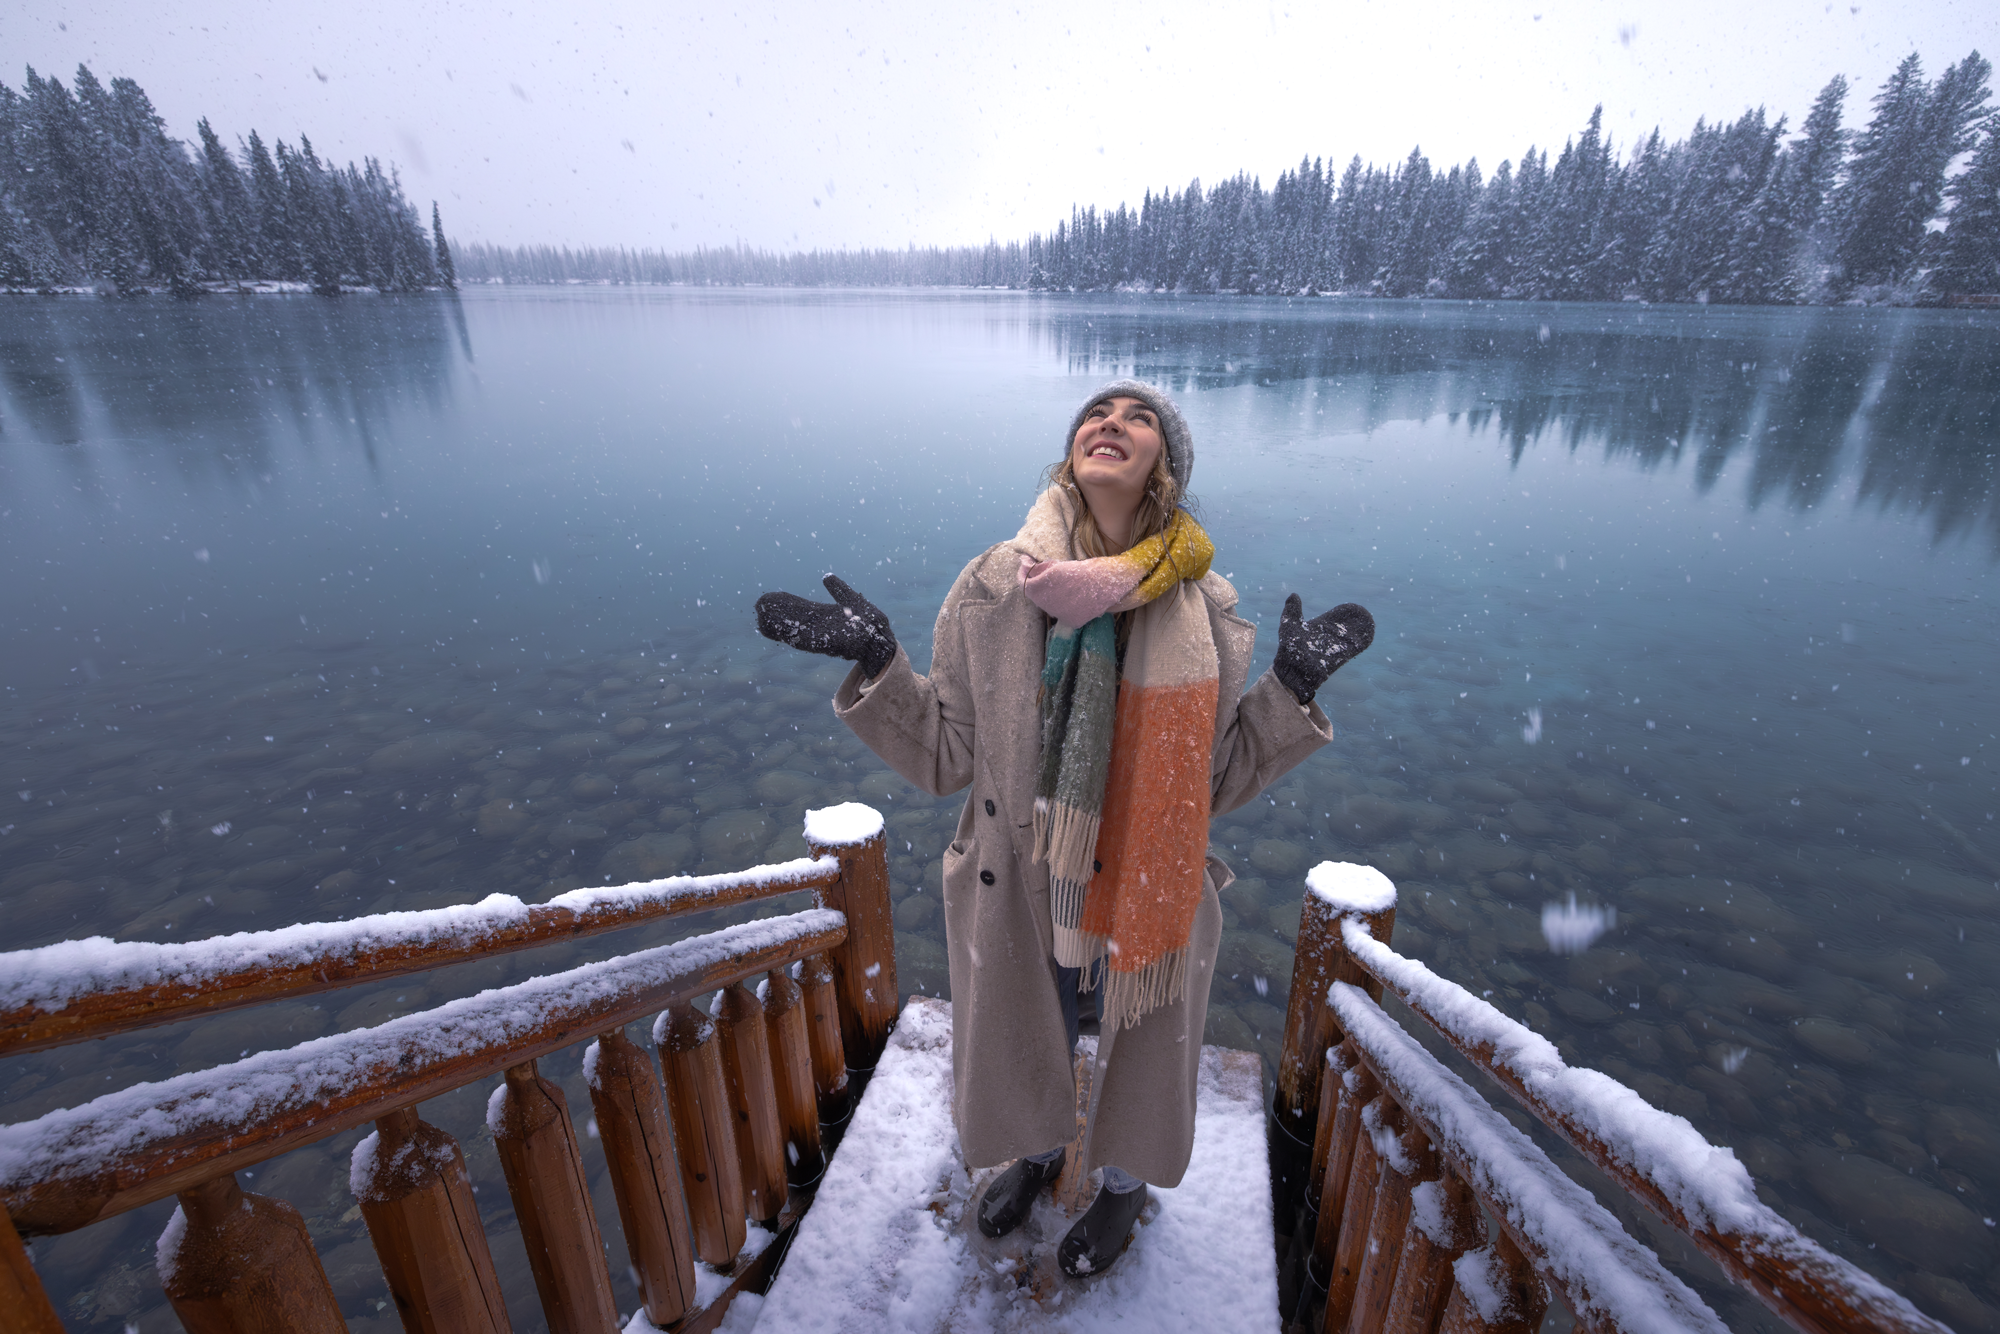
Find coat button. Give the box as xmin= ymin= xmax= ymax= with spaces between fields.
xmin=979 ymin=869 xmax=995 ymax=885
xmin=1093 ymin=859 xmax=1103 ymax=873
xmin=984 ymin=799 xmax=996 ymax=817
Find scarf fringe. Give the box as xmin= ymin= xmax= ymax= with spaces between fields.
xmin=1101 ymin=947 xmax=1191 ymax=1033
xmin=1034 ymin=800 xmax=1102 ymax=887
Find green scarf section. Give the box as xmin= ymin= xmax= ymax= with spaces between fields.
xmin=1033 ymin=611 xmax=1119 ymax=917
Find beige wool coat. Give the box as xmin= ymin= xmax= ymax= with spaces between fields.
xmin=832 ymin=512 xmax=1334 ymax=1186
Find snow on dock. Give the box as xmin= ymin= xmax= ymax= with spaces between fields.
xmin=757 ymin=996 xmax=1277 ymax=1333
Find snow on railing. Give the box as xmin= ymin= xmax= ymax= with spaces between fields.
xmin=1274 ymin=857 xmax=1951 ymax=1334
xmin=1331 ymin=982 xmax=1729 ymax=1333
xmin=0 ymin=907 xmax=846 ymax=1235
xmin=1 ymin=805 xmax=896 ymax=1332
xmin=0 ymin=854 xmax=839 ymax=1055
xmin=1339 ymin=917 xmax=1949 ymax=1334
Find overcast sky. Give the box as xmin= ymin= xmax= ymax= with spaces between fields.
xmin=5 ymin=0 xmax=1992 ymax=251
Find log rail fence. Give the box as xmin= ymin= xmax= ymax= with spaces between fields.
xmin=1269 ymin=863 xmax=1954 ymax=1334
xmin=0 ymin=809 xmax=1966 ymax=1333
xmin=0 ymin=802 xmax=898 ymax=1333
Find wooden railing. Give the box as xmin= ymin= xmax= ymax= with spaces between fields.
xmin=1269 ymin=863 xmax=1952 ymax=1334
xmin=0 ymin=803 xmax=898 ymax=1334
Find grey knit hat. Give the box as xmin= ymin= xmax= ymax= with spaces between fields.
xmin=1064 ymin=379 xmax=1193 ymax=498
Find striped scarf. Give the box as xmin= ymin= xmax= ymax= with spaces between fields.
xmin=1017 ymin=489 xmax=1220 ymax=1033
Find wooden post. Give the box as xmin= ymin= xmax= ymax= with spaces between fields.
xmin=490 ymin=1060 xmax=619 ymax=1334
xmin=585 ymin=1029 xmax=697 ymax=1330
xmin=805 ymin=817 xmax=898 ymax=1072
xmin=1381 ymin=1167 xmax=1484 ymax=1334
xmin=352 ymin=1105 xmax=509 ymax=1334
xmin=712 ymin=982 xmax=789 ymax=1225
xmin=157 ymin=1172 xmax=347 ymax=1334
xmin=1275 ymin=881 xmax=1396 ymax=1134
xmin=1283 ymin=1047 xmax=1351 ymax=1318
xmin=1310 ymin=1043 xmax=1357 ymax=1196
xmin=1308 ymin=1043 xmax=1380 ymax=1289
xmin=656 ymin=1001 xmax=747 ymax=1268
xmin=797 ymin=951 xmax=851 ymax=1126
xmin=1345 ymin=1106 xmax=1437 ymax=1334
xmin=1437 ymin=1232 xmax=1547 ymax=1334
xmin=1 ymin=1207 xmax=63 ymax=1334
xmin=1322 ymin=1094 xmax=1390 ymax=1334
xmin=762 ymin=971 xmax=828 ymax=1186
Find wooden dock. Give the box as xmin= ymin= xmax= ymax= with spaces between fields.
xmin=756 ymin=996 xmax=1276 ymax=1332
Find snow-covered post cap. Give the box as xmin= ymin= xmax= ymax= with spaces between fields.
xmin=802 ymin=802 xmax=885 ymax=847
xmin=1274 ymin=860 xmax=1400 ymax=1130
xmin=801 ymin=801 xmax=898 ymax=1071
xmin=1304 ymin=861 xmax=1398 ymax=916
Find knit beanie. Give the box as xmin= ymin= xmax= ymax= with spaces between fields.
xmin=1064 ymin=379 xmax=1194 ymax=498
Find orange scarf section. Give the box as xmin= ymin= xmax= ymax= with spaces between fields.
xmin=1082 ymin=676 xmax=1220 ymax=997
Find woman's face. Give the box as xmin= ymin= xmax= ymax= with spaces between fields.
xmin=1069 ymin=396 xmax=1164 ymax=499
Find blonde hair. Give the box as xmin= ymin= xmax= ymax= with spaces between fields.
xmin=1043 ymin=449 xmax=1182 ymax=559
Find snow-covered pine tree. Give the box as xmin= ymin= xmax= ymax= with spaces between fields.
xmin=1376 ymin=147 xmax=1434 ymax=297
xmin=1832 ymin=52 xmax=1993 ymax=297
xmin=1500 ymin=148 xmax=1546 ymax=298
xmin=1783 ymin=77 xmax=1848 ymax=300
xmin=1931 ymin=115 xmax=2000 ymax=297
xmin=1445 ymin=158 xmax=1513 ymax=297
xmin=195 ymin=118 xmax=255 ymax=277
xmin=283 ymin=136 xmax=342 ymax=295
xmin=17 ymin=69 xmax=101 ymax=273
xmin=1328 ymin=157 xmax=1363 ymax=291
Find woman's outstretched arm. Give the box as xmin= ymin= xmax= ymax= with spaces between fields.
xmin=825 ymin=562 xmax=990 ymax=799
xmin=1206 ymin=587 xmax=1373 ymax=816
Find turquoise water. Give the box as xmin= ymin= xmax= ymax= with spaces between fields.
xmin=2 ymin=290 xmax=1996 ymax=1331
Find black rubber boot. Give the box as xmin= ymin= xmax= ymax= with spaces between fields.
xmin=977 ymin=1149 xmax=1065 ymax=1239
xmin=1057 ymin=1178 xmax=1149 ymax=1277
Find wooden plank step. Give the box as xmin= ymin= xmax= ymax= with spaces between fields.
xmin=756 ymin=995 xmax=1278 ymax=1331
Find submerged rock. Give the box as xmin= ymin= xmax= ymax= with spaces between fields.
xmin=1249 ymin=839 xmax=1303 ymax=877
xmin=546 ymin=731 xmax=619 ymax=763
xmin=477 ymin=799 xmax=532 ymax=841
xmin=569 ymin=772 xmax=617 ymax=801
xmin=1843 ymin=857 xmax=2000 ymax=917
xmin=699 ymin=810 xmax=774 ymax=863
xmin=1335 ymin=794 xmax=1412 ymax=844
xmin=1800 ymin=1147 xmax=1998 ymax=1275
xmin=1926 ymin=1104 xmax=2000 ymax=1181
xmin=1903 ymin=1275 xmax=2000 ymax=1334
xmin=599 ymin=831 xmax=696 ymax=882
xmin=365 ymin=730 xmax=488 ymax=773
xmin=1790 ymin=1018 xmax=1875 ymax=1067
xmin=1565 ymin=778 xmax=1628 ymax=817
xmin=756 ymin=769 xmax=822 ymax=806
xmin=893 ymin=894 xmax=938 ymax=930
xmin=1548 ymin=988 xmax=1619 ymax=1025
xmin=1455 ymin=776 xmax=1523 ymax=806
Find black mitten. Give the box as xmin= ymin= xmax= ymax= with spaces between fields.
xmin=755 ymin=574 xmax=898 ymax=679
xmin=1273 ymin=594 xmax=1374 ymax=706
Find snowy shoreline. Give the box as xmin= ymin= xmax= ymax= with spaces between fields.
xmin=0 ymin=281 xmax=458 ymax=297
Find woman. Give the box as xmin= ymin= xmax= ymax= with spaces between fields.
xmin=755 ymin=380 xmax=1372 ymax=1277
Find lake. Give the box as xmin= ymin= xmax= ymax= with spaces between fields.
xmin=3 ymin=288 xmax=1996 ymax=1332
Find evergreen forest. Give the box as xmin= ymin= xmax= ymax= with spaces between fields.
xmin=6 ymin=52 xmax=2000 ymax=305
xmin=0 ymin=64 xmax=456 ymax=294
xmin=461 ymin=50 xmax=2000 ymax=306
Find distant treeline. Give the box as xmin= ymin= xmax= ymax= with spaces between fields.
xmin=460 ymin=50 xmax=2000 ymax=306
xmin=454 ymin=239 xmax=1029 ymax=289
xmin=0 ymin=64 xmax=456 ymax=294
